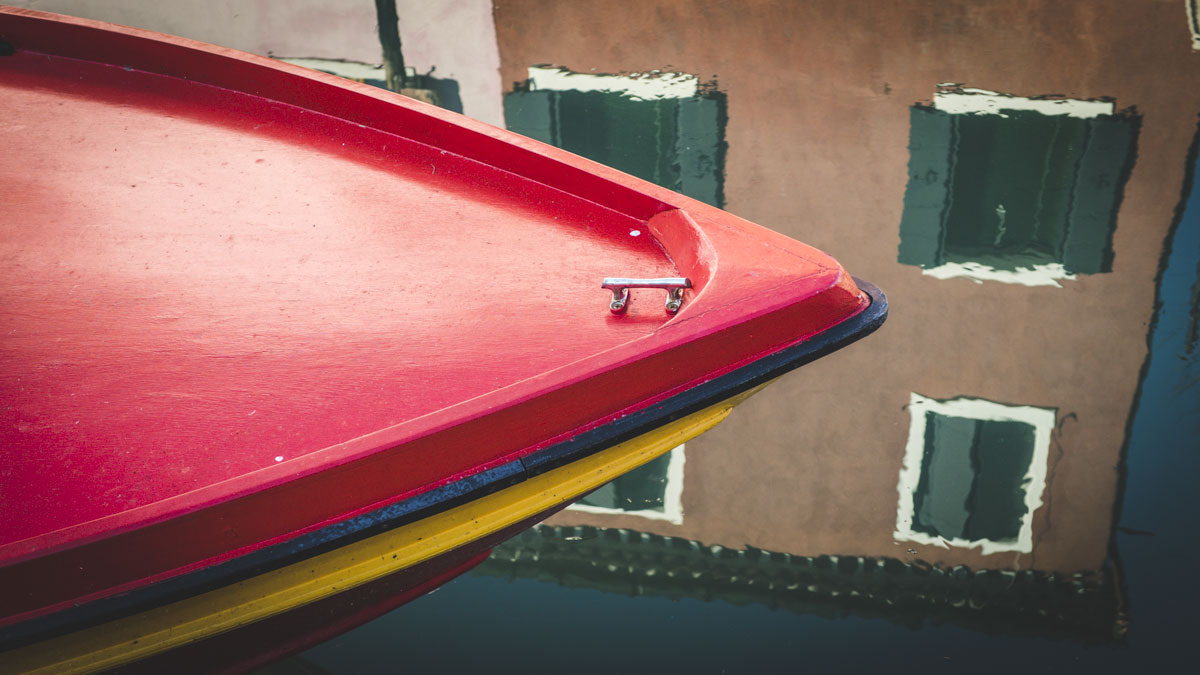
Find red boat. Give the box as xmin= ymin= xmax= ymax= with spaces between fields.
xmin=0 ymin=7 xmax=885 ymax=671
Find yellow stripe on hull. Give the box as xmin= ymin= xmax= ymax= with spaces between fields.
xmin=3 ymin=384 xmax=767 ymax=674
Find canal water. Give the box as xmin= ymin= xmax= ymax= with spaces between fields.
xmin=271 ymin=3 xmax=1200 ymax=673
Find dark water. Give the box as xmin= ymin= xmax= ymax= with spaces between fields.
xmin=272 ymin=7 xmax=1200 ymax=675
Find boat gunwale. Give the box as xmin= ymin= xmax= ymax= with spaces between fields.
xmin=0 ymin=5 xmax=873 ymax=630
xmin=0 ymin=6 xmax=726 ymax=561
xmin=0 ymin=279 xmax=887 ymax=651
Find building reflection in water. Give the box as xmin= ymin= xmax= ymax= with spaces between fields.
xmin=263 ymin=1 xmax=1198 ymax=666
xmin=455 ymin=0 xmax=1200 ymax=649
xmin=471 ymin=78 xmax=1138 ymax=639
xmin=898 ymin=85 xmax=1138 ymax=286
xmin=158 ymin=1 xmax=1199 ymax=669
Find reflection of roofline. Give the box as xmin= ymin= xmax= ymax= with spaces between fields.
xmin=473 ymin=525 xmax=1122 ymax=643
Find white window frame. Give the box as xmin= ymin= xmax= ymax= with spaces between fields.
xmin=894 ymin=393 xmax=1056 ymax=554
xmin=920 ymin=86 xmax=1117 ymax=288
xmin=526 ymin=66 xmax=698 ymax=101
xmin=567 ymin=443 xmax=686 ymax=524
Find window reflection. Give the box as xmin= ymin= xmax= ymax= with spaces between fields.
xmin=504 ymin=67 xmax=726 ymax=208
xmin=896 ymin=394 xmax=1055 ymax=555
xmin=912 ymin=413 xmax=1036 ymax=543
xmin=898 ymin=87 xmax=1138 ymax=286
xmin=571 ymin=446 xmax=685 ymax=524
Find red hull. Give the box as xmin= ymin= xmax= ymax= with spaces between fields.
xmin=0 ymin=6 xmax=880 ymax=644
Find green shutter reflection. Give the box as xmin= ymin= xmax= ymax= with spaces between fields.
xmin=1062 ymin=115 xmax=1139 ymax=273
xmin=912 ymin=412 xmax=1036 ymax=543
xmin=504 ymin=87 xmax=725 ymax=207
xmin=578 ymin=450 xmax=671 ymax=512
xmin=502 ymin=90 xmax=558 ymax=145
xmin=897 ymin=104 xmax=1138 ymax=275
xmin=556 ymin=91 xmax=680 ymax=189
xmin=897 ymin=107 xmax=954 ymax=268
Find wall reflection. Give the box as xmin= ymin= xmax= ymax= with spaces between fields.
xmin=467 ymin=0 xmax=1200 ymax=646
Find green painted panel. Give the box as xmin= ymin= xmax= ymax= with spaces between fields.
xmin=943 ymin=111 xmax=1086 ymax=268
xmin=675 ymin=96 xmax=725 ymax=207
xmin=502 ymin=90 xmax=557 ymax=145
xmin=897 ymin=104 xmax=1138 ymax=275
xmin=504 ymin=88 xmax=725 ymax=207
xmin=965 ymin=419 xmax=1037 ymax=542
xmin=579 ymin=480 xmax=619 ymax=509
xmin=912 ymin=412 xmax=977 ymax=539
xmin=554 ymin=90 xmax=679 ymax=188
xmin=1062 ymin=116 xmax=1138 ymax=274
xmin=897 ymin=106 xmax=954 ymax=267
xmin=577 ymin=449 xmax=671 ymax=513
xmin=912 ymin=412 xmax=1038 ymax=543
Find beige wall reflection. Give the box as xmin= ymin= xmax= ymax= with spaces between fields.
xmin=487 ymin=0 xmax=1200 ymax=635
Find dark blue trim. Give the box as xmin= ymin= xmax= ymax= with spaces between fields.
xmin=0 ymin=279 xmax=887 ymax=650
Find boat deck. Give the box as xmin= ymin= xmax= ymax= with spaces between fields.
xmin=1 ymin=51 xmax=676 ymax=551
xmin=0 ymin=7 xmax=871 ymax=632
